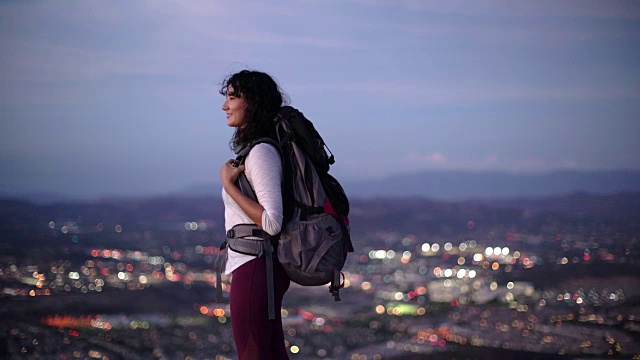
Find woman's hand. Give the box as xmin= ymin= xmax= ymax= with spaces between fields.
xmin=220 ymin=159 xmax=266 ymax=228
xmin=219 ymin=159 xmax=245 ymax=187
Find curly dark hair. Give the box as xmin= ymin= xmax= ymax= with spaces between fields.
xmin=220 ymin=70 xmax=289 ymax=150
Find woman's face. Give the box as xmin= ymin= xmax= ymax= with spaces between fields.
xmin=221 ymin=85 xmax=248 ymax=128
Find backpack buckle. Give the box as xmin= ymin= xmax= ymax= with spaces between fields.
xmin=252 ymin=229 xmax=266 ymax=238
xmin=226 ymin=229 xmax=235 ymax=238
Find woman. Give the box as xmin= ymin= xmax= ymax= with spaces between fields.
xmin=218 ymin=70 xmax=291 ymax=359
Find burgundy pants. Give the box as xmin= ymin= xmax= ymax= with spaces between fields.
xmin=230 ymin=256 xmax=290 ymax=360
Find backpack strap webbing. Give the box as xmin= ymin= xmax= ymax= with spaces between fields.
xmin=329 ymin=270 xmax=345 ymax=301
xmin=214 ymin=240 xmax=227 ymax=303
xmin=263 ymin=236 xmax=276 ymax=320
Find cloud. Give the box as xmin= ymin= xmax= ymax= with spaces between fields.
xmin=335 ymin=151 xmax=590 ymax=179
xmin=561 ymin=160 xmax=580 ymax=169
xmin=292 ymin=81 xmax=640 ymax=104
xmin=0 ymin=0 xmax=358 ymax=106
xmin=1 ymin=43 xmax=182 ymax=81
xmin=162 ymin=0 xmax=301 ymax=18
xmin=398 ymin=22 xmax=640 ymax=47
xmin=352 ymin=0 xmax=640 ymax=20
xmin=211 ymin=32 xmax=352 ymax=49
xmin=351 ymin=0 xmax=640 ymax=49
xmin=4 ymin=0 xmax=636 ymax=107
xmin=407 ymin=152 xmax=447 ymax=165
xmin=403 ymin=154 xmax=589 ymax=173
xmin=0 ymin=39 xmax=229 ymax=105
xmin=404 ymin=152 xmax=495 ymax=171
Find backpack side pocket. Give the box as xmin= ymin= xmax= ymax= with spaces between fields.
xmin=278 ymin=213 xmax=344 ymax=286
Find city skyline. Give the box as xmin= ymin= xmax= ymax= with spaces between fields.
xmin=2 ymin=192 xmax=639 ymax=358
xmin=1 ymin=0 xmax=640 ymax=199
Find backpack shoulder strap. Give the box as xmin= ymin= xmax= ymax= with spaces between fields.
xmin=234 ymin=137 xmax=283 ymax=203
xmin=234 ymin=137 xmax=280 ymax=165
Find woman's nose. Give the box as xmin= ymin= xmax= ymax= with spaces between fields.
xmin=221 ymin=101 xmax=228 ymax=111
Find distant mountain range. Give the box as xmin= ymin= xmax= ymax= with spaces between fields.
xmin=2 ymin=190 xmax=638 ymax=251
xmin=2 ymin=169 xmax=640 ymax=204
xmin=185 ymin=169 xmax=640 ymax=200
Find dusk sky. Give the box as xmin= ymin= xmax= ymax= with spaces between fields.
xmin=1 ymin=1 xmax=639 ymax=199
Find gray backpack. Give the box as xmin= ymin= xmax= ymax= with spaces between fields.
xmin=218 ymin=106 xmax=353 ymax=319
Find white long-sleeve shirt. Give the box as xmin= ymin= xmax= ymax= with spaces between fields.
xmin=222 ymin=143 xmax=283 ymax=274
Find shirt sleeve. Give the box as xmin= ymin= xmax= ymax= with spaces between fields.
xmin=244 ymin=143 xmax=283 ymax=236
